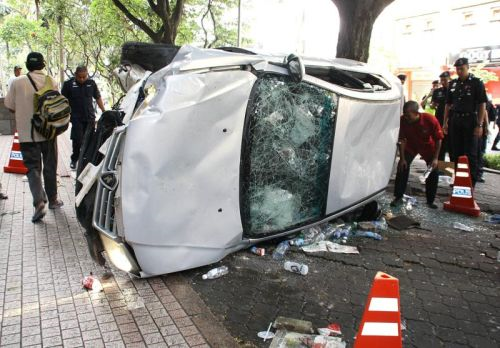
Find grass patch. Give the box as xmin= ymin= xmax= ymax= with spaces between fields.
xmin=484 ymin=153 xmax=500 ymax=170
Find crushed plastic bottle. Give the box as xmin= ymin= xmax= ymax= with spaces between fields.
xmin=452 ymin=222 xmax=474 ymax=232
xmin=302 ymin=226 xmax=325 ymax=244
xmin=357 ymin=218 xmax=387 ymax=231
xmin=354 ymin=231 xmax=383 ymax=240
xmin=250 ymin=246 xmax=266 ymax=256
xmin=289 ymin=238 xmax=305 ymax=247
xmin=272 ymin=241 xmax=290 ymax=260
xmin=202 ymin=266 xmax=229 ymax=280
xmin=284 ymin=261 xmax=309 ymax=275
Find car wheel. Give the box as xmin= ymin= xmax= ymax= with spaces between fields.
xmin=121 ymin=41 xmax=180 ymax=72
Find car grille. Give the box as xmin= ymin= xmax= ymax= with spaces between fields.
xmin=93 ymin=127 xmax=126 ymax=239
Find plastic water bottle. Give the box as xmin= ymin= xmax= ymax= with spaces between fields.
xmin=289 ymin=238 xmax=305 ymax=247
xmin=355 ymin=231 xmax=383 ymax=240
xmin=202 ymin=266 xmax=229 ymax=280
xmin=452 ymin=222 xmax=474 ymax=232
xmin=272 ymin=241 xmax=290 ymax=260
xmin=284 ymin=261 xmax=309 ymax=275
xmin=358 ymin=218 xmax=387 ymax=232
xmin=303 ymin=226 xmax=325 ymax=244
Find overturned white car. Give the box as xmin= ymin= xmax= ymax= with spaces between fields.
xmin=76 ymin=43 xmax=402 ymax=277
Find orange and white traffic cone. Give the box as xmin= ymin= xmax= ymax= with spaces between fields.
xmin=3 ymin=132 xmax=28 ymax=175
xmin=443 ymin=155 xmax=480 ymax=217
xmin=354 ymin=272 xmax=402 ymax=348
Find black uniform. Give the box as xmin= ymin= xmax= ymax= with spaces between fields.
xmin=432 ymin=86 xmax=448 ymax=160
xmin=446 ymin=73 xmax=487 ymax=185
xmin=61 ymin=78 xmax=101 ymax=163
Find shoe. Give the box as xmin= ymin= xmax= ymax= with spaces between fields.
xmin=49 ymin=199 xmax=64 ymax=209
xmin=390 ymin=197 xmax=403 ymax=207
xmin=492 ymin=147 xmax=500 ymax=151
xmin=477 ymin=177 xmax=485 ymax=183
xmin=70 ymin=161 xmax=76 ymax=170
xmin=427 ymin=202 xmax=438 ymax=209
xmin=32 ymin=202 xmax=46 ymax=223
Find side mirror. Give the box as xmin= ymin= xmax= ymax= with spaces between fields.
xmin=284 ymin=54 xmax=305 ymax=82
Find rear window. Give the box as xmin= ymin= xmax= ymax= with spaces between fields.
xmin=306 ymin=66 xmax=391 ymax=91
xmin=240 ymin=74 xmax=339 ymax=237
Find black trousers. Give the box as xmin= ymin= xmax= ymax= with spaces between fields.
xmin=394 ymin=151 xmax=439 ymax=204
xmin=20 ymin=140 xmax=58 ymax=206
xmin=478 ymin=134 xmax=487 ymax=177
xmin=449 ymin=115 xmax=479 ymax=186
xmin=70 ymin=121 xmax=89 ymax=163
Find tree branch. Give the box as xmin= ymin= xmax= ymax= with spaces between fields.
xmin=111 ymin=0 xmax=159 ymax=41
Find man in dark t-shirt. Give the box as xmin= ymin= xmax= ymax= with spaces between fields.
xmin=392 ymin=101 xmax=443 ymax=209
xmin=62 ymin=66 xmax=105 ymax=169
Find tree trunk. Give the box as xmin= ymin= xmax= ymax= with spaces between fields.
xmin=332 ymin=0 xmax=394 ymax=62
xmin=59 ymin=21 xmax=64 ymax=85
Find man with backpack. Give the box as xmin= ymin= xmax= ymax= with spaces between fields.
xmin=62 ymin=66 xmax=105 ymax=169
xmin=4 ymin=52 xmax=68 ymax=222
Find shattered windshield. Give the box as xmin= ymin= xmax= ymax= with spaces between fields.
xmin=241 ymin=74 xmax=339 ymax=236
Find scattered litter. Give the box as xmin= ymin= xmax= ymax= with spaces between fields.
xmin=318 ymin=323 xmax=342 ymax=336
xmin=272 ymin=241 xmax=290 ymax=260
xmin=356 ymin=218 xmax=387 ymax=231
xmin=284 ymin=261 xmax=309 ymax=275
xmin=270 ymin=330 xmax=346 ymax=348
xmin=259 ymin=321 xmax=275 ymax=341
xmin=258 ymin=330 xmax=275 ymax=340
xmin=250 ymin=246 xmax=266 ymax=256
xmin=82 ymin=273 xmax=103 ymax=293
xmin=403 ymin=194 xmax=417 ymax=210
xmin=302 ymin=225 xmax=327 ymax=244
xmin=202 ymin=266 xmax=229 ymax=280
xmin=273 ymin=316 xmax=314 ymax=334
xmin=452 ymin=222 xmax=474 ymax=232
xmin=290 ymin=237 xmax=306 ymax=247
xmin=354 ymin=231 xmax=382 ymax=240
xmin=302 ymin=241 xmax=359 ymax=254
xmin=484 ymin=214 xmax=500 ymax=224
xmin=387 ymin=215 xmax=421 ymax=231
xmin=401 ymin=320 xmax=407 ymax=331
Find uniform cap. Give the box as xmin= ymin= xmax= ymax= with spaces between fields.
xmin=432 ymin=80 xmax=439 ymax=85
xmin=454 ymin=58 xmax=469 ymax=67
xmin=14 ymin=65 xmax=22 ymax=70
xmin=439 ymin=71 xmax=450 ymax=78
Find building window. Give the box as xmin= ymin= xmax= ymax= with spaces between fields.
xmin=462 ymin=11 xmax=475 ymax=26
xmin=492 ymin=7 xmax=500 ymax=22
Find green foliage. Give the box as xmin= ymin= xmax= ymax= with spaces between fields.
xmin=484 ymin=153 xmax=500 ymax=170
xmin=470 ymin=64 xmax=499 ymax=84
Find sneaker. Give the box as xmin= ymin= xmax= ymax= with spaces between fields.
xmin=32 ymin=202 xmax=46 ymax=223
xmin=390 ymin=197 xmax=403 ymax=207
xmin=49 ymin=199 xmax=64 ymax=209
xmin=427 ymin=202 xmax=438 ymax=209
xmin=70 ymin=161 xmax=76 ymax=170
xmin=477 ymin=177 xmax=485 ymax=183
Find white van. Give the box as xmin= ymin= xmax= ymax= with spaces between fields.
xmin=76 ymin=45 xmax=402 ymax=277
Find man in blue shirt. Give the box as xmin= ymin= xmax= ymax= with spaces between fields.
xmin=62 ymin=66 xmax=105 ymax=169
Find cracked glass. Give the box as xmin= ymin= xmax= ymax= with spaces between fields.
xmin=241 ymin=74 xmax=338 ymax=236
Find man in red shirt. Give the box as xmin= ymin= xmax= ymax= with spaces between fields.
xmin=392 ymin=101 xmax=444 ymax=209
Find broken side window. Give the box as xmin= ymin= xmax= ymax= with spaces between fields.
xmin=241 ymin=74 xmax=338 ymax=237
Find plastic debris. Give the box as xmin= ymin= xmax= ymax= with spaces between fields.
xmin=302 ymin=225 xmax=326 ymax=244
xmin=289 ymin=237 xmax=306 ymax=247
xmin=318 ymin=323 xmax=342 ymax=336
xmin=354 ymin=231 xmax=383 ymax=240
xmin=272 ymin=241 xmax=290 ymax=260
xmin=269 ymin=330 xmax=346 ymax=348
xmin=484 ymin=214 xmax=500 ymax=224
xmin=273 ymin=317 xmax=314 ymax=334
xmin=357 ymin=218 xmax=388 ymax=231
xmin=452 ymin=222 xmax=474 ymax=232
xmin=82 ymin=273 xmax=103 ymax=293
xmin=258 ymin=330 xmax=275 ymax=340
xmin=302 ymin=241 xmax=359 ymax=254
xmin=250 ymin=246 xmax=266 ymax=256
xmin=403 ymin=194 xmax=417 ymax=210
xmin=284 ymin=261 xmax=309 ymax=275
xmin=202 ymin=266 xmax=229 ymax=280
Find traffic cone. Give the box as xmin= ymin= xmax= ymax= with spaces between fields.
xmin=354 ymin=272 xmax=402 ymax=348
xmin=443 ymin=155 xmax=480 ymax=217
xmin=3 ymin=132 xmax=28 ymax=175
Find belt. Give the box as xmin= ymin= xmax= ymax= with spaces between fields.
xmin=453 ymin=112 xmax=475 ymax=118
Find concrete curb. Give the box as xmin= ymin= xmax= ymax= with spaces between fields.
xmin=164 ymin=274 xmax=240 ymax=348
xmin=483 ymin=167 xmax=500 ymax=174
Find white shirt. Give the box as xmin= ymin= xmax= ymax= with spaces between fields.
xmin=4 ymin=70 xmax=58 ymax=143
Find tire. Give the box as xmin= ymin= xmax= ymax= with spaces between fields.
xmin=121 ymin=41 xmax=180 ymax=72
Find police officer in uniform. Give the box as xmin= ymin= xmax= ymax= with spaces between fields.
xmin=62 ymin=66 xmax=105 ymax=169
xmin=431 ymin=71 xmax=451 ymax=160
xmin=443 ymin=58 xmax=487 ymax=186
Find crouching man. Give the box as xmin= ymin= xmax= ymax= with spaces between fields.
xmin=392 ymin=101 xmax=443 ymax=209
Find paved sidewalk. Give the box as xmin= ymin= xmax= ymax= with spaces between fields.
xmin=0 ymin=134 xmax=235 ymax=348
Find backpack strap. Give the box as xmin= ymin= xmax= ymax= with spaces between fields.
xmin=26 ymin=73 xmax=38 ymax=91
